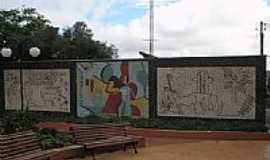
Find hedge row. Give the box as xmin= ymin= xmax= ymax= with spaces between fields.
xmin=0 ymin=111 xmax=267 ymax=134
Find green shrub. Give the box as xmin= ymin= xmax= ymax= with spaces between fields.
xmin=1 ymin=111 xmax=39 ymax=134
xmin=131 ymin=118 xmax=268 ymax=132
xmin=72 ymin=116 xmax=268 ymax=132
xmin=0 ymin=111 xmax=267 ymax=134
xmin=0 ymin=111 xmax=75 ymax=134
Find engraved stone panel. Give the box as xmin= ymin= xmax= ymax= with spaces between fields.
xmin=157 ymin=67 xmax=256 ymax=119
xmin=4 ymin=70 xmax=21 ymax=110
xmin=4 ymin=69 xmax=70 ymax=112
xmin=23 ymin=69 xmax=70 ymax=112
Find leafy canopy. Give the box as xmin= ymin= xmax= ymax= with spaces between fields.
xmin=0 ymin=7 xmax=118 ymax=60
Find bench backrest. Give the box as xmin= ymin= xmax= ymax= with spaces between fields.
xmin=72 ymin=123 xmax=130 ymax=144
xmin=0 ymin=130 xmax=42 ymax=160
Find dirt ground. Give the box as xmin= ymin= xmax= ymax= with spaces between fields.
xmin=76 ymin=138 xmax=270 ymax=160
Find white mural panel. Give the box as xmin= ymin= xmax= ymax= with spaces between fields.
xmin=23 ymin=69 xmax=70 ymax=112
xmin=4 ymin=69 xmax=70 ymax=112
xmin=4 ymin=70 xmax=21 ymax=110
xmin=157 ymin=67 xmax=256 ymax=119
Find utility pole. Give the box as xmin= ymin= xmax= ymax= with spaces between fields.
xmin=260 ymin=21 xmax=266 ymax=56
xmin=149 ymin=0 xmax=154 ymax=55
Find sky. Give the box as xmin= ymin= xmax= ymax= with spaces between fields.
xmin=2 ymin=0 xmax=270 ymax=62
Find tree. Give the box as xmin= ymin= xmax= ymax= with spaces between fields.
xmin=57 ymin=21 xmax=118 ymax=59
xmin=0 ymin=8 xmax=118 ymax=60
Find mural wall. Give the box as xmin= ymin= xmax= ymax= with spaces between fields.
xmin=77 ymin=61 xmax=149 ymax=118
xmin=157 ymin=67 xmax=256 ymax=119
xmin=4 ymin=69 xmax=70 ymax=112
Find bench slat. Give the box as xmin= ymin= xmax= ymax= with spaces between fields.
xmin=0 ymin=130 xmax=52 ymax=160
xmin=0 ymin=136 xmax=39 ymax=149
xmin=0 ymin=131 xmax=34 ymax=140
xmin=3 ymin=149 xmax=50 ymax=160
xmin=1 ymin=145 xmax=41 ymax=158
xmin=72 ymin=123 xmax=139 ymax=158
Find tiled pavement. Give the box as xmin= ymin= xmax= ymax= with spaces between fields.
xmin=77 ymin=138 xmax=270 ymax=160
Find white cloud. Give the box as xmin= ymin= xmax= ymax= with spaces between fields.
xmin=1 ymin=0 xmax=96 ymax=28
xmin=2 ymin=0 xmax=270 ymax=61
xmin=91 ymin=0 xmax=270 ymax=59
xmin=90 ymin=0 xmax=118 ymax=21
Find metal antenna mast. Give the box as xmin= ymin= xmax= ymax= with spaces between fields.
xmin=259 ymin=21 xmax=266 ymax=56
xmin=149 ymin=0 xmax=154 ymax=55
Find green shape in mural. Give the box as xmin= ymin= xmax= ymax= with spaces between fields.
xmin=92 ymin=93 xmax=106 ymax=116
xmin=100 ymin=64 xmax=114 ymax=82
xmin=136 ymin=63 xmax=148 ymax=97
xmin=137 ymin=70 xmax=147 ymax=86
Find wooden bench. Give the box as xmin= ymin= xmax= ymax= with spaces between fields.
xmin=0 ymin=130 xmax=53 ymax=160
xmin=72 ymin=123 xmax=139 ymax=160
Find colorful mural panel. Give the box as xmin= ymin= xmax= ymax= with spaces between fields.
xmin=4 ymin=69 xmax=70 ymax=112
xmin=157 ymin=67 xmax=256 ymax=119
xmin=77 ymin=61 xmax=149 ymax=118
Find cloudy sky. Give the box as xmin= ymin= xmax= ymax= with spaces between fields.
xmin=2 ymin=0 xmax=270 ymax=60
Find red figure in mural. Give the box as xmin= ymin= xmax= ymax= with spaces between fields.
xmin=128 ymin=82 xmax=141 ymax=116
xmin=120 ymin=62 xmax=128 ymax=84
xmin=102 ymin=76 xmax=123 ymax=116
xmin=102 ymin=62 xmax=141 ymax=117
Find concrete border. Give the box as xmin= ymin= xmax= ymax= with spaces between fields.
xmin=128 ymin=128 xmax=270 ymax=140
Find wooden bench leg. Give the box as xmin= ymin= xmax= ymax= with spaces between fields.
xmin=132 ymin=142 xmax=138 ymax=154
xmin=91 ymin=149 xmax=96 ymax=160
xmin=81 ymin=146 xmax=87 ymax=158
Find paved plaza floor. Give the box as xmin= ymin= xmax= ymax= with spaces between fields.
xmin=77 ymin=138 xmax=270 ymax=160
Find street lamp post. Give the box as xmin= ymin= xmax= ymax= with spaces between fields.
xmin=1 ymin=39 xmax=41 ymax=111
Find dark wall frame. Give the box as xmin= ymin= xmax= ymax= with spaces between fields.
xmin=150 ymin=56 xmax=266 ymax=124
xmin=0 ymin=56 xmax=266 ymax=125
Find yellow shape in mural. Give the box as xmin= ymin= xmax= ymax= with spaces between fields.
xmin=130 ymin=97 xmax=149 ymax=109
xmin=88 ymin=76 xmax=108 ymax=96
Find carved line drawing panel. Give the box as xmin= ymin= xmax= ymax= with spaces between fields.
xmin=4 ymin=69 xmax=70 ymax=112
xmin=4 ymin=70 xmax=21 ymax=110
xmin=23 ymin=69 xmax=70 ymax=112
xmin=157 ymin=67 xmax=256 ymax=119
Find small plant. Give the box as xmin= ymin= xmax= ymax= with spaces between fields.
xmin=36 ymin=128 xmax=75 ymax=149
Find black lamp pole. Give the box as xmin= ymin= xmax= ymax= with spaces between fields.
xmin=18 ymin=42 xmax=24 ymax=111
